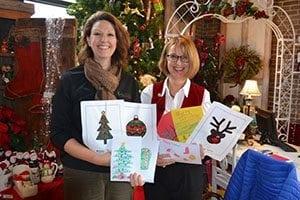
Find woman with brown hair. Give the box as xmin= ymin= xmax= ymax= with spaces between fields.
xmin=51 ymin=11 xmax=141 ymax=200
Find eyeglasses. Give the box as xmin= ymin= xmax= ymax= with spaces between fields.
xmin=166 ymin=54 xmax=189 ymax=63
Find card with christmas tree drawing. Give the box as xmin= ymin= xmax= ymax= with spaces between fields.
xmin=81 ymin=100 xmax=159 ymax=183
xmin=110 ymin=135 xmax=142 ymax=182
xmin=110 ymin=135 xmax=158 ymax=183
xmin=81 ymin=100 xmax=124 ymax=153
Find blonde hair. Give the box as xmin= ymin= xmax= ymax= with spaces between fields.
xmin=159 ymin=35 xmax=200 ymax=79
xmin=77 ymin=11 xmax=130 ymax=69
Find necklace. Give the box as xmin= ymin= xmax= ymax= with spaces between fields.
xmin=167 ymin=79 xmax=186 ymax=98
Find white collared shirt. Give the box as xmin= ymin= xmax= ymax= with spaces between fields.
xmin=141 ymin=78 xmax=212 ymax=114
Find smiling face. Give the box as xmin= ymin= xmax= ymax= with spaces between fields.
xmin=166 ymin=44 xmax=190 ymax=81
xmin=86 ymin=20 xmax=117 ymax=64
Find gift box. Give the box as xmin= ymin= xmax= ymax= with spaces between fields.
xmin=13 ymin=164 xmax=38 ymax=199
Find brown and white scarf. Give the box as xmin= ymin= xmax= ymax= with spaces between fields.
xmin=84 ymin=58 xmax=121 ymax=100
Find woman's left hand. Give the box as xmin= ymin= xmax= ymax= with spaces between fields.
xmin=200 ymin=144 xmax=205 ymax=159
xmin=130 ymin=172 xmax=145 ymax=187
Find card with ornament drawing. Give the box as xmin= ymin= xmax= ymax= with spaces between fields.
xmin=81 ymin=100 xmax=159 ymax=183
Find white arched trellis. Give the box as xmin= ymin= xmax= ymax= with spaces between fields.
xmin=165 ymin=0 xmax=297 ymax=141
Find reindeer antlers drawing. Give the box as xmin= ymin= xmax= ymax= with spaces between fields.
xmin=207 ymin=116 xmax=237 ymax=144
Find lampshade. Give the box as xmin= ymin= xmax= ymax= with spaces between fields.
xmin=240 ymin=80 xmax=261 ymax=98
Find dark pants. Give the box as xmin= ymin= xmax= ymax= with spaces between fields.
xmin=144 ymin=163 xmax=204 ymax=200
xmin=63 ymin=167 xmax=132 ymax=200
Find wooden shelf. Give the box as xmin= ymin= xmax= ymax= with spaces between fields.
xmin=0 ymin=0 xmax=34 ymax=19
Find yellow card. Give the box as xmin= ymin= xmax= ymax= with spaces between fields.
xmin=171 ymin=106 xmax=203 ymax=142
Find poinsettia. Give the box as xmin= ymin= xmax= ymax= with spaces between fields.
xmin=0 ymin=106 xmax=27 ymax=151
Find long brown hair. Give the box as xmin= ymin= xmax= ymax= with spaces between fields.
xmin=77 ymin=11 xmax=130 ymax=69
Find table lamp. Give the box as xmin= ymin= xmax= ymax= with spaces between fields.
xmin=240 ymin=80 xmax=261 ymax=115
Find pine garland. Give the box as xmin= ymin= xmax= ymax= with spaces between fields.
xmin=221 ymin=45 xmax=262 ymax=87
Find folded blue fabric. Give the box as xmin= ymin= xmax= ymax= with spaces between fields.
xmin=224 ymin=149 xmax=300 ymax=200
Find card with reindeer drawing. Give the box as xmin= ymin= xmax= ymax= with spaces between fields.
xmin=187 ymin=102 xmax=252 ymax=161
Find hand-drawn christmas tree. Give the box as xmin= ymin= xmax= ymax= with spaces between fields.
xmin=96 ymin=111 xmax=113 ymax=144
xmin=112 ymin=143 xmax=133 ymax=180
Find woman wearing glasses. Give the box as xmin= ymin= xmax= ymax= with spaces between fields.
xmin=141 ymin=35 xmax=211 ymax=200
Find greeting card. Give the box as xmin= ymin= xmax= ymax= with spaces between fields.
xmin=187 ymin=102 xmax=252 ymax=161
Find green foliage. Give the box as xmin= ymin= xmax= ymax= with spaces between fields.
xmin=67 ymin=0 xmax=106 ymax=26
xmin=193 ymin=34 xmax=226 ymax=101
xmin=67 ymin=0 xmax=164 ymax=83
xmin=32 ymin=133 xmax=43 ymax=151
xmin=197 ymin=53 xmax=223 ymax=101
xmin=9 ymin=133 xmax=27 ymax=152
xmin=221 ymin=45 xmax=262 ymax=87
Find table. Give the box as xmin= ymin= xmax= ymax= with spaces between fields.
xmin=0 ymin=177 xmax=63 ymax=200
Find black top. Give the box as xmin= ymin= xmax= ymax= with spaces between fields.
xmin=50 ymin=66 xmax=140 ymax=172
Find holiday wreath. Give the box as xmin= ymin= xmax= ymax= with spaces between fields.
xmin=221 ymin=45 xmax=262 ymax=87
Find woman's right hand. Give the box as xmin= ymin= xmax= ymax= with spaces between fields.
xmin=156 ymin=154 xmax=175 ymax=168
xmin=64 ymin=138 xmax=112 ymax=166
xmin=93 ymin=151 xmax=111 ymax=166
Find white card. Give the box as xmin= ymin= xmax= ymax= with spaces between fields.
xmin=110 ymin=135 xmax=142 ymax=182
xmin=81 ymin=100 xmax=124 ymax=153
xmin=187 ymin=102 xmax=252 ymax=161
xmin=159 ymin=138 xmax=202 ymax=164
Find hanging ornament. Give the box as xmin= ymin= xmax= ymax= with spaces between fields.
xmin=151 ymin=0 xmax=164 ymax=13
xmin=109 ymin=0 xmax=115 ymax=5
xmin=149 ymin=38 xmax=154 ymax=49
xmin=132 ymin=37 xmax=141 ymax=58
xmin=122 ymin=3 xmax=144 ymax=17
xmin=131 ymin=8 xmax=145 ymax=17
xmin=1 ymin=40 xmax=8 ymax=54
xmin=122 ymin=2 xmax=131 ymax=15
xmin=126 ymin=115 xmax=147 ymax=137
xmin=139 ymin=24 xmax=146 ymax=31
